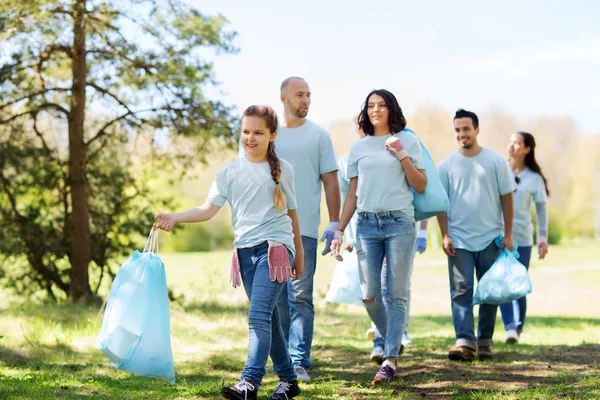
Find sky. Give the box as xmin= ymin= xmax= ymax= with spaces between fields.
xmin=186 ymin=0 xmax=600 ymax=134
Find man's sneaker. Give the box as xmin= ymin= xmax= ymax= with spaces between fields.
xmin=477 ymin=345 xmax=493 ymax=360
xmin=373 ymin=361 xmax=396 ymax=384
xmin=293 ymin=365 xmax=310 ymax=383
xmin=269 ymin=379 xmax=301 ymax=400
xmin=221 ymin=378 xmax=257 ymax=400
xmin=448 ymin=345 xmax=476 ymax=362
xmin=505 ymin=329 xmax=519 ymax=344
xmin=370 ymin=346 xmax=384 ymax=365
xmin=401 ymin=332 xmax=413 ymax=345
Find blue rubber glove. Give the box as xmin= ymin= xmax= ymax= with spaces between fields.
xmin=320 ymin=221 xmax=339 ymax=255
xmin=415 ymin=238 xmax=427 ymax=254
xmin=415 ymin=229 xmax=428 ymax=254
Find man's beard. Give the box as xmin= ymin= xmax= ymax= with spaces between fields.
xmin=294 ymin=107 xmax=308 ymax=118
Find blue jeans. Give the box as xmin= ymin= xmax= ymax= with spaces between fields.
xmin=373 ymin=258 xmax=412 ymax=350
xmin=238 ymin=242 xmax=296 ymax=387
xmin=499 ymin=246 xmax=532 ymax=333
xmin=448 ymin=240 xmax=501 ymax=349
xmin=277 ymin=236 xmax=318 ymax=369
xmin=356 ymin=211 xmax=416 ymax=360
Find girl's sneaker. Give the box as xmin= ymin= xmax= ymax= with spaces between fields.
xmin=270 ymin=379 xmax=301 ymax=400
xmin=221 ymin=378 xmax=258 ymax=400
xmin=373 ymin=360 xmax=396 ymax=384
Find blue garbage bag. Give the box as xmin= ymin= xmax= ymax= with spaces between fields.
xmin=472 ymin=237 xmax=532 ymax=306
xmin=97 ymin=229 xmax=175 ymax=384
xmin=404 ymin=129 xmax=450 ymax=221
xmin=325 ymin=250 xmax=363 ymax=307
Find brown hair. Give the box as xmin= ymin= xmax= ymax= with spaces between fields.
xmin=242 ymin=105 xmax=286 ymax=210
xmin=517 ymin=131 xmax=550 ymax=196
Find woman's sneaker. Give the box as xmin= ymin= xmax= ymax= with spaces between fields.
xmin=373 ymin=360 xmax=396 ymax=384
xmin=293 ymin=365 xmax=311 ymax=382
xmin=221 ymin=378 xmax=257 ymax=400
xmin=270 ymin=379 xmax=301 ymax=400
xmin=505 ymin=329 xmax=519 ymax=344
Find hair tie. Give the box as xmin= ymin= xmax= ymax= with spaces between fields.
xmin=275 ymin=181 xmax=280 ymax=185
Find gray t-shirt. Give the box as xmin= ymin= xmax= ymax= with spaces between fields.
xmin=346 ymin=131 xmax=425 ymax=216
xmin=438 ymin=148 xmax=516 ymax=252
xmin=512 ymin=166 xmax=548 ymax=247
xmin=239 ymin=119 xmax=338 ymax=239
xmin=207 ymin=157 xmax=298 ymax=256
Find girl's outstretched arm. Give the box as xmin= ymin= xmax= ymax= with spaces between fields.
xmin=154 ymin=201 xmax=221 ymax=231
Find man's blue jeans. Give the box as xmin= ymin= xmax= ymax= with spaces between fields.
xmin=499 ymin=245 xmax=532 ymax=333
xmin=238 ymin=242 xmax=296 ymax=387
xmin=356 ymin=211 xmax=416 ymax=360
xmin=448 ymin=240 xmax=501 ymax=349
xmin=277 ymin=236 xmax=318 ymax=369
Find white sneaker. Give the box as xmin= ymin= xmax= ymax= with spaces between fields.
xmin=366 ymin=328 xmax=376 ymax=341
xmin=294 ymin=365 xmax=311 ymax=383
xmin=370 ymin=346 xmax=384 ymax=365
xmin=402 ymin=332 xmax=413 ymax=345
xmin=505 ymin=329 xmax=519 ymax=344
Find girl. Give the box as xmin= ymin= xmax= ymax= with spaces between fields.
xmin=154 ymin=105 xmax=304 ymax=400
xmin=331 ymin=89 xmax=427 ymax=384
xmin=501 ymin=131 xmax=549 ymax=344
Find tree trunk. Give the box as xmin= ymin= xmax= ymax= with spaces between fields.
xmin=68 ymin=0 xmax=91 ymax=301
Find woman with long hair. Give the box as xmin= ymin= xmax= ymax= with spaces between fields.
xmin=501 ymin=131 xmax=550 ymax=344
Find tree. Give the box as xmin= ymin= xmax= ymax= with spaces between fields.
xmin=0 ymin=0 xmax=238 ymax=300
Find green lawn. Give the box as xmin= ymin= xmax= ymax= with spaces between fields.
xmin=1 ymin=240 xmax=599 ymax=399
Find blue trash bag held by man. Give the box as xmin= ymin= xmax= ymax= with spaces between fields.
xmin=97 ymin=228 xmax=175 ymax=384
xmin=472 ymin=236 xmax=533 ymax=306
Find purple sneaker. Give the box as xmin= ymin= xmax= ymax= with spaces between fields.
xmin=373 ymin=364 xmax=395 ymax=384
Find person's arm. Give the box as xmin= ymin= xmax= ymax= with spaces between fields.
xmin=288 ymin=209 xmax=304 ymax=279
xmin=321 ymin=171 xmax=341 ymax=224
xmin=436 ymin=212 xmax=455 ymax=256
xmin=500 ymin=192 xmax=514 ymax=251
xmin=154 ymin=202 xmax=221 ymax=231
xmin=331 ymin=177 xmax=358 ymax=259
xmin=415 ymin=219 xmax=428 ymax=254
xmin=535 ymin=202 xmax=549 ymax=259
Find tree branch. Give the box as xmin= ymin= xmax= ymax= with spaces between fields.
xmin=86 ymin=81 xmax=133 ymax=113
xmin=0 ymin=88 xmax=71 ymax=111
xmin=85 ymin=107 xmax=161 ymax=148
xmin=0 ymin=103 xmax=70 ymax=124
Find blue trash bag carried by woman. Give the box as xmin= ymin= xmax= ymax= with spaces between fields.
xmin=96 ymin=227 xmax=175 ymax=384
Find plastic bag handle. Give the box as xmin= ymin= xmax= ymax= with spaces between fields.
xmin=143 ymin=227 xmax=159 ymax=254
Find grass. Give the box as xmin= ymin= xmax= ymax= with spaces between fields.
xmin=1 ymin=240 xmax=599 ymax=399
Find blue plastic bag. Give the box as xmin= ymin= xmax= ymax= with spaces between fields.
xmin=325 ymin=250 xmax=363 ymax=307
xmin=97 ymin=229 xmax=175 ymax=384
xmin=404 ymin=129 xmax=450 ymax=221
xmin=472 ymin=238 xmax=532 ymax=306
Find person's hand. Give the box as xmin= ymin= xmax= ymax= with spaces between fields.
xmin=342 ymin=241 xmax=354 ymax=252
xmin=292 ymin=248 xmax=304 ymax=280
xmin=154 ymin=213 xmax=177 ymax=231
xmin=320 ymin=221 xmax=339 ymax=255
xmin=385 ymin=136 xmax=408 ymax=160
xmin=501 ymin=235 xmax=515 ymax=252
xmin=330 ymin=230 xmax=344 ymax=261
xmin=415 ymin=238 xmax=427 ymax=254
xmin=442 ymin=235 xmax=456 ymax=257
xmin=538 ymin=240 xmax=549 ymax=260
xmin=415 ymin=228 xmax=428 ymax=254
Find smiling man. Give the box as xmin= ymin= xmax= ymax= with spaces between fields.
xmin=436 ymin=109 xmax=516 ymax=362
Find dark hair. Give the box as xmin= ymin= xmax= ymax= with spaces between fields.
xmin=517 ymin=131 xmax=550 ymax=196
xmin=454 ymin=109 xmax=479 ymax=129
xmin=358 ymin=89 xmax=407 ymax=136
xmin=280 ymin=76 xmax=306 ymax=94
xmin=242 ymin=105 xmax=287 ymax=210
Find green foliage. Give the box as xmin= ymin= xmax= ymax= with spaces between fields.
xmin=0 ymin=0 xmax=239 ymax=300
xmin=0 ymin=125 xmax=175 ymax=298
xmin=160 ymin=223 xmax=233 ymax=253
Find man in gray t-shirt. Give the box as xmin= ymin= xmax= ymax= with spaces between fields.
xmin=437 ymin=109 xmax=516 ymax=362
